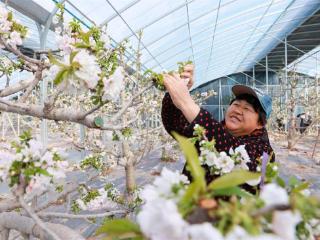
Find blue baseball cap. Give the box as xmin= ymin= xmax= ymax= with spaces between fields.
xmin=231 ymin=85 xmax=272 ymax=119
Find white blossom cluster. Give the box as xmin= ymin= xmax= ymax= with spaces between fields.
xmin=0 ymin=6 xmax=24 ymax=48
xmin=135 ymin=168 xmax=303 ymax=240
xmin=75 ymin=186 xmax=120 ymax=211
xmin=0 ymin=139 xmax=68 ymax=197
xmin=199 ymin=140 xmax=250 ymax=175
xmin=45 ymin=20 xmax=125 ymax=101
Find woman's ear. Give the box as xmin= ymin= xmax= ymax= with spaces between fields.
xmin=256 ymin=121 xmax=264 ymax=129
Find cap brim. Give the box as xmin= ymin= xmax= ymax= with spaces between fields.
xmin=232 ymin=85 xmax=258 ymax=99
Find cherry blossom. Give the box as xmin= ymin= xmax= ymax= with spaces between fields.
xmin=260 ymin=183 xmax=289 ymax=207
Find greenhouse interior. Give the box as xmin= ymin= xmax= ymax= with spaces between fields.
xmin=0 ymin=0 xmax=320 ymax=239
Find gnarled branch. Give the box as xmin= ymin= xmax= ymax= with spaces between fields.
xmin=0 ymin=212 xmax=85 ymax=240
xmin=0 ymin=78 xmax=33 ymax=97
xmin=0 ymin=98 xmax=134 ymax=130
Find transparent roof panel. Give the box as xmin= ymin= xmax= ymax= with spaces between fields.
xmin=141 ymin=25 xmax=190 ymax=63
xmin=118 ymin=0 xmax=187 ymax=34
xmin=137 ymin=8 xmax=188 ymax=45
xmin=106 ymin=0 xmax=140 ymax=11
xmin=107 ymin=16 xmax=133 ymax=42
xmin=9 ymin=0 xmax=319 ymax=88
xmin=67 ymin=0 xmax=111 ymax=25
xmin=189 ymin=10 xmax=218 ymax=36
xmin=187 ymin=0 xmax=219 ymax=20
xmin=31 ymin=0 xmax=56 ymax=12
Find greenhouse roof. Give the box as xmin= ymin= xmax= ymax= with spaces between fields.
xmin=254 ymin=8 xmax=320 ymax=75
xmin=3 ymin=0 xmax=320 ymax=88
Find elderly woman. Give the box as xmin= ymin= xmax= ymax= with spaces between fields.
xmin=161 ymin=64 xmax=274 ymax=183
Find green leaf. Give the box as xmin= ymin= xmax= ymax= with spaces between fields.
xmin=179 ymin=182 xmax=201 ymax=216
xmin=94 ymin=116 xmax=104 ymax=128
xmin=80 ymin=31 xmax=91 ymax=45
xmin=53 ymin=67 xmax=69 ymax=85
xmin=212 ymin=186 xmax=252 ymax=198
xmin=96 ymin=219 xmax=142 ymax=236
xmin=289 ymin=176 xmax=300 ymax=187
xmin=37 ymin=168 xmax=51 ymax=177
xmin=276 ymin=176 xmax=286 ymax=188
xmin=69 ymin=50 xmax=79 ymax=63
xmin=173 ymin=132 xmax=207 ymax=216
xmin=172 ymin=132 xmax=205 ymax=190
xmin=74 ymin=42 xmax=91 ymax=49
xmin=48 ymin=52 xmax=67 ymax=67
xmin=292 ymin=182 xmax=310 ymax=193
xmin=208 ymin=170 xmax=261 ymax=190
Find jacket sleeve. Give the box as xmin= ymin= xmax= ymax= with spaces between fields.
xmin=161 ymin=93 xmax=195 ymax=138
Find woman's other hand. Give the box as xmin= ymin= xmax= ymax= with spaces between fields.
xmin=163 ymin=72 xmax=199 ymax=123
xmin=180 ymin=64 xmax=194 ymax=89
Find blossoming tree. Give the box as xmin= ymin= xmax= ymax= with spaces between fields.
xmin=0 ymin=5 xmax=173 ymax=239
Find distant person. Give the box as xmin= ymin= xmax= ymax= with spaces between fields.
xmin=161 ymin=64 xmax=274 ymax=184
xmin=276 ymin=116 xmax=285 ymax=131
xmin=297 ymin=113 xmax=312 ymax=134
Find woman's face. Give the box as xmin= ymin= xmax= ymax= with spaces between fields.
xmin=225 ymin=99 xmax=262 ymax=136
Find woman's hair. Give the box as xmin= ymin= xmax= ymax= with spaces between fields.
xmin=229 ymin=94 xmax=267 ymax=125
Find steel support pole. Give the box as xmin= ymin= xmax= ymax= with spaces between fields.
xmin=285 ymin=37 xmax=288 ymax=132
xmin=37 ymin=23 xmax=48 ymax=146
xmin=219 ymin=79 xmax=222 ymax=121
xmin=252 ymin=65 xmax=255 ymax=88
xmin=39 ymin=0 xmax=67 ymax=146
xmin=316 ymin=53 xmax=320 ymax=118
xmin=316 ymin=54 xmax=319 ymax=120
xmin=266 ymin=55 xmax=269 ymax=94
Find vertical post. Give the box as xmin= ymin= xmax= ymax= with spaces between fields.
xmin=37 ymin=23 xmax=48 ymax=146
xmin=80 ymin=123 xmax=85 ymax=143
xmin=38 ymin=1 xmax=66 ymax=146
xmin=40 ymin=77 xmax=48 ymax=146
xmin=252 ymin=65 xmax=255 ymax=88
xmin=218 ymin=79 xmax=222 ymax=121
xmin=304 ymin=77 xmax=307 ymax=99
xmin=17 ymin=115 xmax=20 ymax=136
xmin=2 ymin=113 xmax=4 ymax=139
xmin=317 ymin=53 xmax=319 ymax=120
xmin=285 ymin=37 xmax=288 ymax=132
xmin=266 ymin=55 xmax=269 ymax=94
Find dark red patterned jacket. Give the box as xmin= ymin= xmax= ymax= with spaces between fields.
xmin=161 ymin=93 xmax=274 ymax=183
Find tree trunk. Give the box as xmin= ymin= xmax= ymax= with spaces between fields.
xmin=287 ymin=80 xmax=297 ymax=149
xmin=125 ymin=159 xmax=136 ymax=194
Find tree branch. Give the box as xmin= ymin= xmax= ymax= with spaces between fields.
xmin=0 ymin=38 xmax=42 ymax=66
xmin=110 ymin=83 xmax=153 ymax=122
xmin=0 ymin=79 xmax=33 ymax=97
xmin=43 ymin=89 xmax=63 ymax=115
xmin=78 ymin=103 xmax=104 ymax=120
xmin=100 ymin=116 xmax=139 ymax=130
xmin=0 ymin=212 xmax=85 ymax=240
xmin=0 ymin=196 xmax=21 ymax=212
xmin=19 ymin=64 xmax=44 ymax=103
xmin=0 ymin=98 xmax=132 ymax=130
xmin=0 ymin=226 xmax=9 ymax=240
xmin=37 ymin=210 xmax=126 ymax=219
xmin=17 ymin=193 xmax=62 ymax=240
xmin=35 ymin=172 xmax=100 ymax=213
